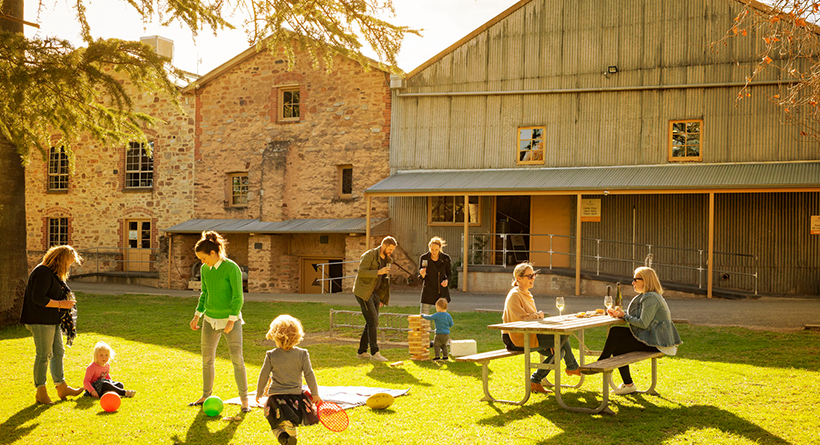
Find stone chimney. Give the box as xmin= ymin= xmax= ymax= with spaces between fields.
xmin=140 ymin=35 xmax=174 ymax=62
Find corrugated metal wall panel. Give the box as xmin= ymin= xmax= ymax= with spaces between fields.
xmin=389 ymin=196 xmax=494 ymax=266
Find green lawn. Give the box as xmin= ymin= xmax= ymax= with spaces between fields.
xmin=1 ymin=293 xmax=818 ymax=444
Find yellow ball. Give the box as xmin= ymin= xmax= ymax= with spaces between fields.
xmin=365 ymin=392 xmax=394 ymax=410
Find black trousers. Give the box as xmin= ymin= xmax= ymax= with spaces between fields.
xmin=357 ymin=292 xmax=380 ymax=355
xmin=598 ymin=326 xmax=658 ymax=385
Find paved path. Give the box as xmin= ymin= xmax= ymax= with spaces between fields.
xmin=69 ymin=282 xmax=820 ymax=332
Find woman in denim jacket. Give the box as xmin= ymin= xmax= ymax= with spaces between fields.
xmin=601 ymin=266 xmax=682 ymax=395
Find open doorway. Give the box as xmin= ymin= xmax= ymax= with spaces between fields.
xmin=495 ymin=196 xmax=531 ymax=265
xmin=300 ymin=257 xmax=344 ymax=293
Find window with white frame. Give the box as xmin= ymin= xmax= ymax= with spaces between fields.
xmin=125 ymin=141 xmax=154 ymax=188
xmin=229 ymin=173 xmax=249 ymax=207
xmin=48 ymin=146 xmax=69 ymax=190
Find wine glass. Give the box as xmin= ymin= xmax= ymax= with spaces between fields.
xmin=556 ymin=297 xmax=565 ymax=317
xmin=604 ymin=295 xmax=613 ymax=314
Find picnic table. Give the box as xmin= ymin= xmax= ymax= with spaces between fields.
xmin=488 ymin=313 xmax=649 ymax=415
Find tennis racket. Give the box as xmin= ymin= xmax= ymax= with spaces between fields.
xmin=316 ymin=401 xmax=348 ymax=432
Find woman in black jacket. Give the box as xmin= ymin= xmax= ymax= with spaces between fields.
xmin=418 ymin=237 xmax=452 ymax=314
xmin=20 ymin=245 xmax=86 ymax=404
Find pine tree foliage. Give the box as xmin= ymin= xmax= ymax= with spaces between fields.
xmin=0 ymin=0 xmax=414 ymax=327
xmin=717 ymin=0 xmax=820 ymax=140
xmin=0 ymin=33 xmax=181 ymax=162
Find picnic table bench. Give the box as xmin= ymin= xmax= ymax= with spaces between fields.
xmin=454 ymin=349 xmax=524 ymax=403
xmin=578 ymin=350 xmax=665 ymax=414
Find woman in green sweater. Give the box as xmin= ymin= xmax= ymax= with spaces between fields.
xmin=188 ymin=231 xmax=250 ymax=412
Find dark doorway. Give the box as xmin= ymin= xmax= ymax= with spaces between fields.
xmin=495 ymin=196 xmax=531 ymax=265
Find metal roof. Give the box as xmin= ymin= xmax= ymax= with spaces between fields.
xmin=365 ymin=162 xmax=820 ymax=195
xmin=164 ymin=218 xmax=387 ymax=234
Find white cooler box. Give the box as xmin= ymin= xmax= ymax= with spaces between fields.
xmin=450 ymin=339 xmax=477 ymax=357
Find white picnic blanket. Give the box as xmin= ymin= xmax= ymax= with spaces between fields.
xmin=225 ymin=385 xmax=410 ymax=410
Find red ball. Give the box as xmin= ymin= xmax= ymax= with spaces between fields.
xmin=100 ymin=392 xmax=121 ymax=412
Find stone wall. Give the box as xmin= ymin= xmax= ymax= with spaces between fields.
xmin=25 ymin=67 xmax=195 ymax=276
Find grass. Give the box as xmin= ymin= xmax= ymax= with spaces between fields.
xmin=1 ymin=293 xmax=818 ymax=444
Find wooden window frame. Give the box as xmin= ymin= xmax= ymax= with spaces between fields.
xmin=516 ymin=126 xmax=546 ymax=165
xmin=125 ymin=141 xmax=154 ymax=189
xmin=228 ymin=173 xmax=249 ymax=207
xmin=668 ymin=119 xmax=703 ymax=162
xmin=279 ymin=87 xmax=301 ymax=122
xmin=337 ymin=165 xmax=353 ymax=199
xmin=48 ymin=146 xmax=69 ymax=191
xmin=48 ymin=217 xmax=69 ymax=247
xmin=427 ymin=196 xmax=481 ymax=227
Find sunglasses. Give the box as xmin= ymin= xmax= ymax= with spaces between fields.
xmin=632 ymin=278 xmax=644 ymax=283
xmin=521 ymin=270 xmax=541 ymax=279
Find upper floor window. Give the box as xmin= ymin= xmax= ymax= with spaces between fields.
xmin=125 ymin=141 xmax=154 ymax=188
xmin=229 ymin=173 xmax=249 ymax=207
xmin=49 ymin=217 xmax=68 ymax=247
xmin=428 ymin=196 xmax=480 ymax=226
xmin=280 ymin=87 xmax=300 ymax=121
xmin=338 ymin=165 xmax=353 ymax=199
xmin=517 ymin=126 xmax=545 ymax=165
xmin=669 ymin=120 xmax=702 ymax=162
xmin=48 ymin=146 xmax=69 ymax=191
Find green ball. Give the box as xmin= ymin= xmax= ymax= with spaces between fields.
xmin=203 ymin=396 xmax=224 ymax=417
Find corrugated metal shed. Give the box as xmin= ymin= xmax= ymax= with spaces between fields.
xmin=164 ymin=218 xmax=388 ymax=234
xmin=367 ymin=162 xmax=820 ymax=194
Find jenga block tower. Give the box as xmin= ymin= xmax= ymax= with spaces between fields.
xmin=407 ymin=315 xmax=430 ymax=360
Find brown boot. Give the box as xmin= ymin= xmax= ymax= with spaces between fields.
xmin=55 ymin=382 xmax=83 ymax=400
xmin=36 ymin=385 xmax=54 ymax=405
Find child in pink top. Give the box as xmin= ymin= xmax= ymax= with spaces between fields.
xmin=83 ymin=341 xmax=135 ymax=398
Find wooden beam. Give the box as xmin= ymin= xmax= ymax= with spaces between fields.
xmin=576 ymin=193 xmax=582 ymax=296
xmin=707 ymin=192 xmax=715 ymax=298
xmin=167 ymin=234 xmax=173 ymax=289
xmin=366 ymin=195 xmax=372 ymax=250
xmin=363 ymin=187 xmax=820 ymax=198
xmin=463 ymin=194 xmax=469 ymax=292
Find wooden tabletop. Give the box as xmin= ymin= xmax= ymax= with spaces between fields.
xmin=488 ymin=313 xmax=625 ymax=333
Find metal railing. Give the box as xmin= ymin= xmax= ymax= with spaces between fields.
xmin=313 ymin=260 xmax=359 ymax=294
xmin=71 ymin=247 xmax=162 ymax=275
xmin=466 ymin=233 xmax=758 ymax=295
xmin=329 ymin=309 xmax=433 ymax=343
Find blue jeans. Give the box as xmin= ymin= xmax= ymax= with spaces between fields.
xmin=201 ymin=321 xmax=248 ymax=401
xmin=528 ymin=334 xmax=579 ymax=384
xmin=26 ymin=324 xmax=65 ymax=388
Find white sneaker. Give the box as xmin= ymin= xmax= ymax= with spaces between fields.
xmin=370 ymin=352 xmax=388 ymax=362
xmin=357 ymin=352 xmax=371 ymax=360
xmin=613 ymin=384 xmax=637 ymax=395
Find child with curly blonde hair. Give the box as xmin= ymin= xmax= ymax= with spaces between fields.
xmin=83 ymin=341 xmax=135 ymax=398
xmin=255 ymin=315 xmax=322 ymax=445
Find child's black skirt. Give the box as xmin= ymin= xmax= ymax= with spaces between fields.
xmin=264 ymin=393 xmax=319 ymax=429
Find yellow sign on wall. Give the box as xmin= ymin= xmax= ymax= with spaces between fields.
xmin=812 ymin=215 xmax=820 ymax=235
xmin=581 ymin=199 xmax=601 ymax=222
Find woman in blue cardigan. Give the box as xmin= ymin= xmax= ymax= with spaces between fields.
xmin=602 ymin=266 xmax=682 ymax=395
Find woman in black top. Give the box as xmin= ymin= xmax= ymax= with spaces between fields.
xmin=20 ymin=245 xmax=86 ymax=405
xmin=418 ymin=237 xmax=452 ymax=314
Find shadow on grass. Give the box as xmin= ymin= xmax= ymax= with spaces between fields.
xmin=0 ymin=325 xmax=34 ymax=341
xmin=416 ymin=361 xmax=484 ymax=380
xmin=0 ymin=405 xmax=48 ymax=445
xmin=479 ymin=399 xmax=790 ymax=444
xmin=73 ymin=395 xmax=97 ymax=410
xmin=366 ymin=364 xmax=432 ymax=387
xmin=170 ymin=411 xmax=241 ymax=445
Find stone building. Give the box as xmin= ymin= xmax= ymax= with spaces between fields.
xmin=25 ymin=36 xmax=196 ymax=286
xmin=162 ymin=42 xmax=394 ymax=293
